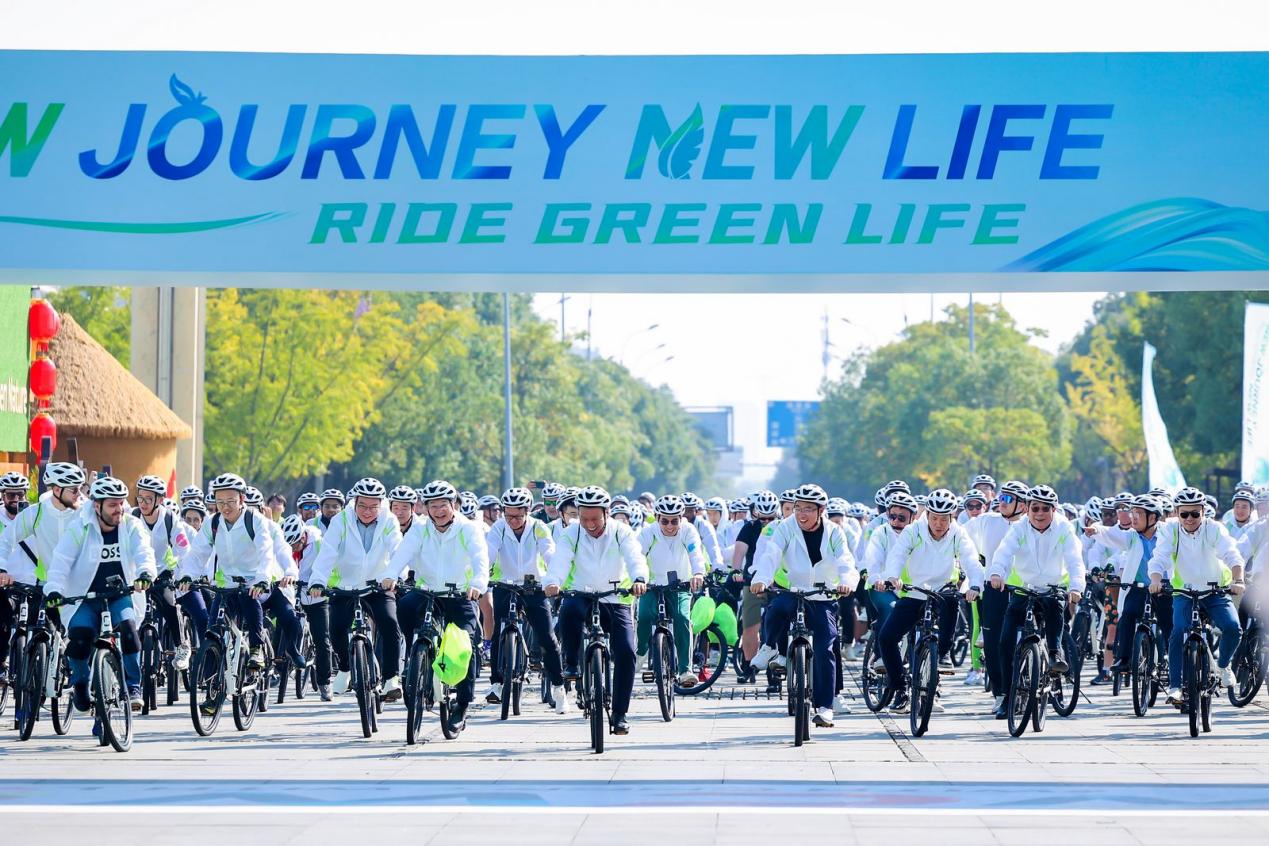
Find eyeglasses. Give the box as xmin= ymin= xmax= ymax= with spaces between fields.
xmin=1030 ymin=504 xmax=1053 ymax=513
xmin=997 ymin=494 xmax=1016 ymax=505
xmin=214 ymin=498 xmax=239 ymax=508
xmin=965 ymin=502 xmax=984 ymax=510
xmin=658 ymin=517 xmax=681 ymax=527
xmin=887 ymin=512 xmax=909 ymax=523
xmin=793 ymin=505 xmax=819 ymax=516
xmin=1178 ymin=510 xmax=1202 ymax=520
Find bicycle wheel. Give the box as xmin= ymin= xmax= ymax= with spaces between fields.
xmin=511 ymin=630 xmax=526 ymax=717
xmin=589 ymin=648 xmax=606 ymax=754
xmin=499 ymin=627 xmax=520 ymax=721
xmin=1131 ymin=630 xmax=1153 ymax=717
xmin=51 ymin=652 xmax=75 ymax=735
xmin=140 ymin=628 xmax=158 ymax=715
xmin=1184 ymin=639 xmax=1201 ymax=738
xmin=650 ymin=629 xmax=674 ymax=722
xmin=1008 ymin=642 xmax=1038 ymax=738
xmin=350 ymin=638 xmax=373 ymax=738
xmin=256 ymin=638 xmax=274 ymax=714
xmin=860 ymin=635 xmax=891 ymax=712
xmin=677 ymin=627 xmax=729 ymax=695
xmin=1228 ymin=630 xmax=1264 ymax=707
xmin=189 ymin=639 xmax=224 ymax=736
xmin=18 ymin=639 xmax=48 ymax=740
xmin=1201 ymin=684 xmax=1213 ymax=733
xmin=94 ymin=649 xmax=132 ymax=753
xmin=910 ymin=638 xmax=937 ymax=738
xmin=295 ymin=626 xmax=314 ymax=700
xmin=7 ymin=631 xmax=26 ymax=727
xmin=950 ymin=606 xmax=969 ymax=668
xmin=165 ymin=653 xmax=179 ymax=706
xmin=1051 ymin=631 xmax=1079 ymax=718
xmin=231 ymin=647 xmax=258 ymax=732
xmin=1031 ymin=648 xmax=1049 ymax=733
xmin=787 ymin=642 xmax=808 ymax=746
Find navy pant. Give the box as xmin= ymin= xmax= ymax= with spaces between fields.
xmin=979 ymin=585 xmax=1010 ymax=695
xmin=329 ymin=590 xmax=402 ymax=681
xmin=1114 ymin=586 xmax=1172 ymax=663
xmin=262 ymin=587 xmax=305 ymax=665
xmin=877 ymin=595 xmax=957 ymax=692
xmin=763 ymin=593 xmax=837 ymax=709
xmin=491 ymin=586 xmax=564 ymax=687
xmin=999 ymin=592 xmax=1065 ymax=699
xmin=209 ymin=591 xmax=265 ymax=647
xmin=1169 ymin=593 xmax=1241 ymax=689
xmin=559 ymin=597 xmax=637 ymax=719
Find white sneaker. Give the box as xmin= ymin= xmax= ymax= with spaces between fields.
xmin=1222 ymin=666 xmax=1236 ymax=688
xmin=332 ymin=670 xmax=350 ymax=695
xmin=771 ymin=653 xmax=786 ymax=669
xmin=381 ymin=675 xmax=402 ymax=701
xmin=1166 ymin=687 xmax=1182 ymax=703
xmin=932 ymin=696 xmax=946 ymax=713
xmin=813 ymin=707 xmax=834 ymax=727
xmin=845 ymin=643 xmax=864 ymax=662
xmin=962 ymin=669 xmax=980 ymax=686
xmin=485 ymin=683 xmax=502 ymax=704
xmin=992 ymin=694 xmax=1004 ymax=712
xmin=833 ymin=694 xmax=853 ymax=714
xmin=173 ymin=644 xmax=191 ymax=671
xmin=676 ymin=671 xmax=699 ymax=686
xmin=551 ymin=685 xmax=570 ymax=715
xmin=751 ymin=644 xmax=779 ymax=670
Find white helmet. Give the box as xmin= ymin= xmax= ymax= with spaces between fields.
xmin=541 ymin=482 xmax=566 ymax=500
xmin=179 ymin=484 xmax=204 ymax=503
xmin=680 ymin=492 xmax=704 ymax=510
xmin=349 ymin=478 xmax=387 ymax=500
xmin=136 ymin=475 xmax=167 ymax=495
xmin=296 ymin=492 xmax=320 ymax=509
xmin=90 ymin=476 xmax=129 ymax=501
xmin=752 ymin=490 xmax=780 ymax=517
xmin=319 ymin=488 xmax=346 ymax=506
xmin=420 ymin=480 xmax=457 ymax=502
xmin=655 ymin=494 xmax=685 ymax=516
xmin=388 ymin=485 xmax=418 ymax=504
xmin=209 ymin=473 xmax=247 ymax=494
xmin=793 ymin=484 xmax=829 ymax=507
xmin=501 ymin=487 xmax=533 ymax=509
xmin=705 ymin=496 xmax=727 ymax=513
xmin=576 ymin=485 xmax=612 ymax=509
xmin=281 ymin=514 xmax=307 ymax=545
xmin=1174 ymin=486 xmax=1205 ymax=506
xmin=610 ymin=501 xmax=632 ymax=518
xmin=459 ymin=491 xmax=478 ymax=517
xmin=243 ymin=486 xmax=264 ymax=507
xmin=477 ymin=494 xmax=500 ymax=509
xmin=1027 ymin=484 xmax=1059 ymax=506
xmin=826 ymin=497 xmax=848 ymax=517
xmin=924 ymin=488 xmax=959 ymax=515
xmin=43 ymin=462 xmax=85 ymax=489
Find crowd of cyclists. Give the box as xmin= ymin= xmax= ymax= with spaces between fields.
xmin=0 ymin=461 xmax=1266 ymax=750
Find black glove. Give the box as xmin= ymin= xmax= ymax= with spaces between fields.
xmin=45 ymin=591 xmax=65 ymax=607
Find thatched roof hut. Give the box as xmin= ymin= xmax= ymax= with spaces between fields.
xmin=47 ymin=314 xmax=191 ymax=487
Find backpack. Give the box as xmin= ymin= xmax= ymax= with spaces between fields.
xmin=133 ymin=507 xmax=175 ymax=546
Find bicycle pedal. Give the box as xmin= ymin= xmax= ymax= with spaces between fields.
xmin=641 ymin=672 xmax=655 ymax=683
xmin=938 ymin=669 xmax=955 ymax=676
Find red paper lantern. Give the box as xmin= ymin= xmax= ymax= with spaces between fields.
xmin=29 ymin=358 xmax=56 ymax=400
xmin=28 ymin=299 xmax=60 ymax=344
xmin=29 ymin=412 xmax=57 ymax=455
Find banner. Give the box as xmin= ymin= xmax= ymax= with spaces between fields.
xmin=0 ymin=285 xmax=27 ymax=452
xmin=0 ymin=51 xmax=1268 ymax=289
xmin=1142 ymin=342 xmax=1185 ymax=492
xmin=1244 ymin=303 xmax=1269 ymax=484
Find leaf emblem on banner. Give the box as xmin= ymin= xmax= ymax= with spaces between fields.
xmin=657 ymin=104 xmax=704 ymax=180
xmin=169 ymin=73 xmax=207 ymax=105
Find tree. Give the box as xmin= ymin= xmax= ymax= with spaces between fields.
xmin=48 ymin=286 xmax=131 ymax=363
xmin=1062 ymin=325 xmax=1147 ymax=496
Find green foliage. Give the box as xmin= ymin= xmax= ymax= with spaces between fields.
xmin=48 ymin=286 xmax=131 ymax=363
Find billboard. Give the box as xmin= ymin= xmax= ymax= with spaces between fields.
xmin=687 ymin=406 xmax=733 ymax=450
xmin=0 ymin=285 xmax=27 ymax=452
xmin=767 ymin=400 xmax=820 ymax=448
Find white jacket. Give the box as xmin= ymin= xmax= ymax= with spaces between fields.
xmin=294 ymin=524 xmax=325 ymax=605
xmin=693 ymin=515 xmax=726 ymax=572
xmin=44 ymin=506 xmax=158 ymax=599
xmin=259 ymin=511 xmax=298 ymax=580
xmin=882 ymin=520 xmax=983 ymax=591
xmin=309 ymin=501 xmax=404 ymax=589
xmin=1237 ymin=520 xmax=1269 ymax=576
xmin=0 ymin=492 xmax=80 ymax=585
xmin=486 ymin=516 xmax=555 ymax=583
xmin=965 ymin=511 xmax=1022 ymax=572
xmin=988 ymin=515 xmax=1085 ymax=590
xmin=1086 ymin=524 xmax=1155 ymax=584
xmin=862 ymin=523 xmax=901 ymax=579
xmin=545 ymin=518 xmax=648 ymax=603
xmin=389 ymin=514 xmax=489 ymax=593
xmin=1149 ymin=518 xmax=1244 ymax=589
xmin=180 ymin=508 xmax=275 ymax=587
xmin=637 ymin=522 xmax=706 ymax=584
xmin=134 ymin=505 xmax=191 ymax=573
xmin=753 ymin=516 xmax=857 ymax=590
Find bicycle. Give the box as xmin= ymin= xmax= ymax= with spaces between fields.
xmin=897 ymin=582 xmax=959 ymax=738
xmin=949 ymin=595 xmax=971 ymax=668
xmin=186 ymin=578 xmax=264 ymax=736
xmin=1125 ymin=583 xmax=1168 ymax=717
xmin=1005 ymin=584 xmax=1069 ymax=738
xmin=1168 ymin=583 xmax=1229 ymax=737
xmin=763 ymin=584 xmax=832 ymax=747
xmin=641 ymin=575 xmax=692 ymax=721
xmin=287 ymin=586 xmax=318 ymax=702
xmin=54 ymin=577 xmax=137 ymax=752
xmin=137 ymin=591 xmax=172 ymax=715
xmin=11 ymin=583 xmax=75 ymax=740
xmin=678 ymin=571 xmax=733 ymax=696
xmin=491 ymin=576 xmax=544 ymax=721
xmin=323 ymin=583 xmax=383 ymax=739
xmin=1228 ymin=577 xmax=1265 ymax=708
xmin=401 ymin=581 xmax=468 ymax=744
xmin=563 ymin=583 xmax=628 ymax=754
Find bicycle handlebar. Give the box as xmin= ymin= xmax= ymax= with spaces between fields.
xmin=762 ymin=584 xmax=834 ymax=599
xmin=898 ymin=582 xmax=960 ymax=602
xmin=56 ymin=585 xmax=138 ymax=604
xmin=1163 ymin=582 xmax=1229 ymax=600
xmin=490 ymin=579 xmax=545 ymax=596
xmin=322 ymin=580 xmax=383 ymax=599
xmin=1009 ymin=584 xmax=1070 ymax=599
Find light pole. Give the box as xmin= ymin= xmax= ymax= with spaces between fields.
xmin=502 ymin=292 xmax=515 ymax=490
xmin=558 ymin=294 xmax=570 ymax=343
xmin=968 ymin=291 xmax=976 ymax=353
xmin=618 ymin=322 xmax=660 ymax=365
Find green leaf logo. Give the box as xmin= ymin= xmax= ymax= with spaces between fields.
xmin=656 ymin=104 xmax=704 ymax=180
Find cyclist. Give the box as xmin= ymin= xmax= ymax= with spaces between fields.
xmin=1085 ymin=494 xmax=1173 ymax=677
xmin=862 ymin=491 xmax=920 ymax=634
xmin=478 ymin=495 xmax=502 ymax=527
xmin=533 ymin=482 xmax=565 ymax=523
xmin=636 ymin=494 xmax=707 ymax=687
xmin=610 ymin=500 xmax=634 ymax=526
xmin=307 ymin=477 xmax=405 ymax=701
xmin=296 ymin=492 xmax=321 ymax=523
xmin=130 ymin=474 xmax=201 ymax=672
xmin=778 ymin=489 xmax=797 ymax=519
xmin=1148 ymin=486 xmax=1246 ymax=704
xmin=1224 ymin=490 xmax=1258 ymax=541
xmin=751 ymin=483 xmax=857 ymax=728
xmin=282 ymin=514 xmax=332 ymax=700
xmin=732 ymin=490 xmax=780 ymax=675
xmin=681 ymin=492 xmax=726 ymax=575
xmin=390 ymin=479 xmax=489 ymax=733
xmin=485 ymin=486 xmax=567 ymax=713
xmin=180 ymin=500 xmax=207 ymax=533
xmin=544 ymin=485 xmax=648 ymax=736
xmin=388 ymin=485 xmax=419 ymax=533
xmin=44 ymin=476 xmax=157 ymax=713
xmin=876 ymin=488 xmax=983 ymax=714
xmin=549 ymin=489 xmax=580 ymax=547
xmin=310 ymin=489 xmax=345 ymax=532
xmin=178 ymin=485 xmax=204 ymax=508
xmin=1 ymin=470 xmax=31 ymax=532
xmin=179 ymin=473 xmax=276 ymax=671
xmin=988 ymin=484 xmax=1084 ymax=720
xmin=244 ymin=485 xmax=307 ymax=671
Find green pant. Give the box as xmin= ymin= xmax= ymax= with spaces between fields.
xmin=637 ymin=591 xmax=692 ymax=670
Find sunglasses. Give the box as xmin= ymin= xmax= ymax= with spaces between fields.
xmin=965 ymin=501 xmax=984 ymax=510
xmin=1030 ymin=504 xmax=1053 ymax=513
xmin=658 ymin=517 xmax=681 ymax=527
xmin=1178 ymin=510 xmax=1202 ymax=520
xmin=887 ymin=512 xmax=910 ymax=523
xmin=997 ymin=493 xmax=1016 ymax=505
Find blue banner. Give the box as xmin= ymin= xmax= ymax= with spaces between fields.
xmin=2 ymin=51 xmax=1268 ymax=286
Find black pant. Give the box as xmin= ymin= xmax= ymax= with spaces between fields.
xmin=148 ymin=573 xmax=184 ymax=646
xmin=0 ymin=591 xmax=17 ymax=665
xmin=490 ymin=586 xmax=564 ymax=687
xmin=979 ymin=585 xmax=1009 ymax=695
xmin=208 ymin=592 xmax=266 ymax=647
xmin=559 ymin=597 xmax=637 ymax=719
xmin=432 ymin=596 xmax=481 ymax=708
xmin=878 ymin=596 xmax=958 ymax=692
xmin=303 ymin=600 xmax=333 ymax=686
xmin=999 ymin=593 xmax=1065 ymax=699
xmin=330 ymin=590 xmax=402 ymax=680
xmin=1114 ymin=586 xmax=1173 ymax=663
xmin=261 ymin=587 xmax=305 ymax=664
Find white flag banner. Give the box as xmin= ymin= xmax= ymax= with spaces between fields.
xmin=1243 ymin=302 xmax=1269 ymax=484
xmin=1142 ymin=342 xmax=1186 ymax=492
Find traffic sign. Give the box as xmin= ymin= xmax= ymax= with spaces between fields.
xmin=767 ymin=401 xmax=820 ymax=448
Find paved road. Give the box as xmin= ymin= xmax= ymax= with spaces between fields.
xmin=4 ymin=658 xmax=1269 ymax=844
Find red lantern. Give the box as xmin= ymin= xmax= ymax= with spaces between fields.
xmin=29 ymin=412 xmax=57 ymax=455
xmin=28 ymin=299 xmax=60 ymax=344
xmin=29 ymin=358 xmax=56 ymax=400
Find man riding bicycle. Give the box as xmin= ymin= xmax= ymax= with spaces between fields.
xmin=636 ymin=495 xmax=707 ymax=687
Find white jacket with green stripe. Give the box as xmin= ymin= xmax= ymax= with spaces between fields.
xmin=636 ymin=521 xmax=706 ymax=585
xmin=752 ymin=516 xmax=857 ymax=591
xmin=988 ymin=515 xmax=1084 ymax=590
xmin=309 ymin=500 xmax=404 ymax=589
xmin=882 ymin=519 xmax=983 ymax=591
xmin=1148 ymin=518 xmax=1243 ymax=589
xmin=486 ymin=515 xmax=555 ymax=583
xmin=0 ymin=492 xmax=80 ymax=585
xmin=545 ymin=518 xmax=648 ymax=603
xmin=390 ymin=513 xmax=488 ymax=593
xmin=44 ymin=505 xmax=157 ymax=599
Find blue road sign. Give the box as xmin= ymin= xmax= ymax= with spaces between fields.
xmin=767 ymin=401 xmax=820 ymax=448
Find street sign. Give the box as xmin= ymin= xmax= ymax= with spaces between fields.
xmin=767 ymin=401 xmax=820 ymax=448
xmin=687 ymin=406 xmax=733 ymax=450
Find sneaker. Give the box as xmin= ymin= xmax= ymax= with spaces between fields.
xmin=382 ymin=675 xmax=402 ymax=702
xmin=992 ymin=694 xmax=1005 ymax=714
xmin=332 ymin=670 xmax=351 ymax=695
xmin=551 ymin=685 xmax=569 ymax=715
xmin=1050 ymin=654 xmax=1069 ymax=674
xmin=939 ymin=655 xmax=952 ymax=668
xmin=813 ymin=707 xmax=834 ymax=727
xmin=72 ymin=681 xmax=92 ymax=714
xmin=932 ymin=695 xmax=946 ymax=713
xmin=1166 ymin=687 xmax=1182 ymax=704
xmin=485 ymin=683 xmax=503 ymax=704
xmin=698 ymin=666 xmax=712 ymax=683
xmin=833 ymin=694 xmax=853 ymax=715
xmin=751 ymin=644 xmax=779 ymax=670
xmin=611 ymin=717 xmax=630 ymax=735
xmin=889 ymin=691 xmax=909 ymax=714
xmin=1222 ymin=666 xmax=1236 ymax=688
xmin=247 ymin=647 xmax=265 ymax=670
xmin=1109 ymin=658 xmax=1127 ymax=672
xmin=676 ymin=671 xmax=699 ymax=687
xmin=173 ymin=644 xmax=191 ymax=671
xmin=994 ymin=700 xmax=1009 ymax=720
xmin=446 ymin=703 xmax=467 ymax=735
xmin=771 ymin=653 xmax=786 ymax=669
xmin=129 ymin=687 xmax=143 ymax=713
xmin=963 ymin=669 xmax=982 ymax=686
xmin=1090 ymin=669 xmax=1112 ymax=686
xmin=974 ymin=632 xmax=984 ymax=649
xmin=319 ymin=685 xmax=332 ymax=702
